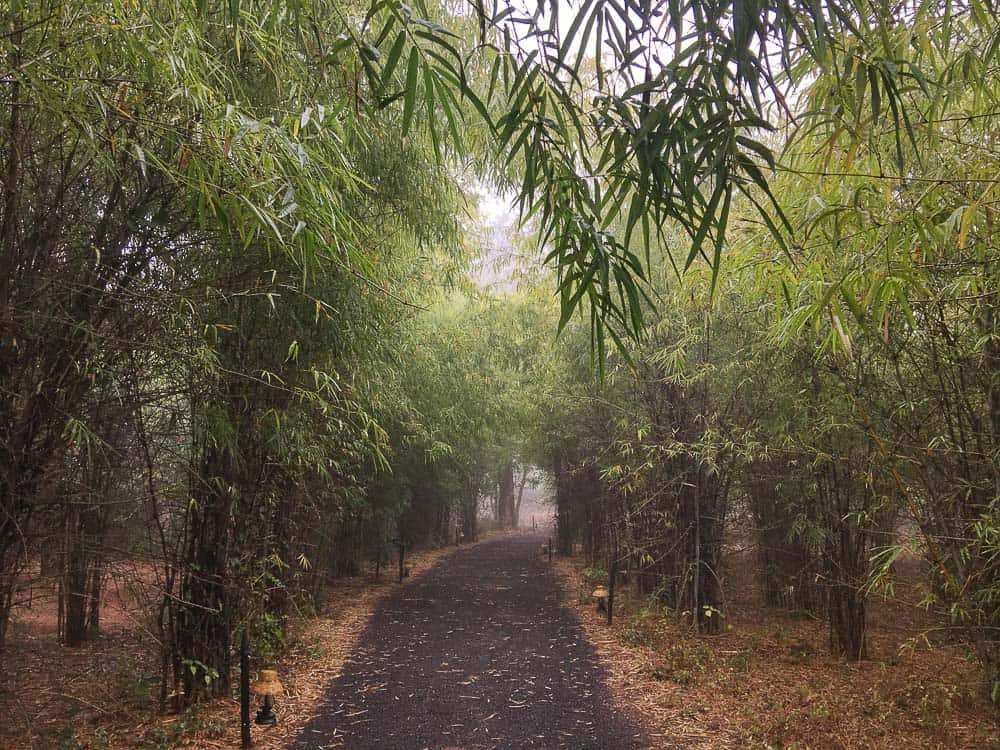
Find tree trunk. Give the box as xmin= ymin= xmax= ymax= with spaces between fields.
xmin=829 ymin=580 xmax=867 ymax=659
xmin=823 ymin=463 xmax=869 ymax=660
xmin=176 ymin=444 xmax=236 ymax=706
xmin=86 ymin=556 xmax=103 ymax=637
xmin=63 ymin=507 xmax=89 ymax=646
xmin=554 ymin=451 xmax=573 ymax=555
xmin=462 ymin=474 xmax=479 ymax=542
xmin=62 ymin=491 xmax=109 ymax=646
xmin=513 ymin=464 xmax=529 ymax=528
xmin=498 ymin=461 xmax=515 ymax=528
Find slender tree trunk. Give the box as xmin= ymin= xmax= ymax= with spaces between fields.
xmin=513 ymin=464 xmax=529 ymax=528
xmin=462 ymin=474 xmax=479 ymax=542
xmin=554 ymin=451 xmax=573 ymax=555
xmin=498 ymin=461 xmax=515 ymax=528
xmin=86 ymin=555 xmax=103 ymax=637
xmin=823 ymin=463 xmax=869 ymax=660
xmin=979 ymin=291 xmax=1000 ymax=693
xmin=62 ymin=485 xmax=110 ymax=646
xmin=176 ymin=444 xmax=236 ymax=705
xmin=0 ymin=27 xmax=25 ymax=637
xmin=64 ymin=507 xmax=89 ymax=646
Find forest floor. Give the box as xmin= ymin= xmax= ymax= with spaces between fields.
xmin=1 ymin=535 xmax=507 ymax=750
xmin=554 ymin=546 xmax=1000 ymax=750
xmin=5 ymin=531 xmax=999 ymax=749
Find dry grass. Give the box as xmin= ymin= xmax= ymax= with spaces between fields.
xmin=553 ymin=551 xmax=1000 ymax=750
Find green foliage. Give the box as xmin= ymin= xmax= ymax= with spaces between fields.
xmin=581 ymin=565 xmax=608 ymax=585
xmin=133 ymin=709 xmax=225 ymax=750
xmin=109 ymin=655 xmax=160 ymax=709
xmin=250 ymin=611 xmax=288 ymax=662
xmin=789 ymin=640 xmax=816 ymax=664
xmin=533 ymin=0 xmax=998 ymax=689
xmin=641 ymin=643 xmax=713 ymax=685
xmin=892 ymin=681 xmax=965 ymax=727
xmin=2 ymin=0 xmax=998 ymax=722
xmin=618 ymin=627 xmax=653 ymax=648
xmin=37 ymin=727 xmax=83 ymax=750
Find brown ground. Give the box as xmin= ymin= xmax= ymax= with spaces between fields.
xmin=1 ymin=535 xmax=509 ymax=750
xmin=554 ymin=547 xmax=1000 ymax=750
xmin=4 ymin=532 xmax=998 ymax=749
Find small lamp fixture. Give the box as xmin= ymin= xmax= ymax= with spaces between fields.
xmin=251 ymin=669 xmax=284 ymax=726
xmin=592 ymin=586 xmax=609 ymax=613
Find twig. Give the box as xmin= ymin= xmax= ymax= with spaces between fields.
xmin=38 ymin=690 xmax=108 ymax=714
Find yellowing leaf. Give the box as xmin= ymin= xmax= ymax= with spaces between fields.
xmin=958 ymin=202 xmax=978 ymax=248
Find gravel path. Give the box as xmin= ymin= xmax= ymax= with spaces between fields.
xmin=290 ymin=532 xmax=647 ymax=749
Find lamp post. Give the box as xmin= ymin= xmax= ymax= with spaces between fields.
xmin=240 ymin=631 xmax=251 ymax=748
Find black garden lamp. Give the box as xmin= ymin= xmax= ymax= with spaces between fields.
xmin=251 ymin=669 xmax=284 ymax=726
xmin=592 ymin=586 xmax=609 ymax=613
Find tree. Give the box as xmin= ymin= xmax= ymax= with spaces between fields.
xmin=3 ymin=0 xmax=997 ymax=709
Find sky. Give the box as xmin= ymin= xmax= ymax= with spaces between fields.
xmin=469 ymin=182 xmax=528 ymax=292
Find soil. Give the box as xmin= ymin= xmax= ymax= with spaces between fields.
xmin=0 ymin=539 xmax=503 ymax=750
xmin=289 ymin=532 xmax=647 ymax=749
xmin=0 ymin=560 xmax=165 ymax=749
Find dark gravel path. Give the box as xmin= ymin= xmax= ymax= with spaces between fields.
xmin=290 ymin=532 xmax=647 ymax=750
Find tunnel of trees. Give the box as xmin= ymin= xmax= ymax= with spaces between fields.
xmin=0 ymin=0 xmax=997 ymax=728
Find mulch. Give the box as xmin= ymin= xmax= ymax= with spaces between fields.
xmin=0 ymin=538 xmax=505 ymax=749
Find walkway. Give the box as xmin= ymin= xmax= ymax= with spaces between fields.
xmin=290 ymin=533 xmax=647 ymax=749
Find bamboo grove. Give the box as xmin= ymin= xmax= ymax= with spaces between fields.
xmin=1 ymin=0 xmax=997 ymax=715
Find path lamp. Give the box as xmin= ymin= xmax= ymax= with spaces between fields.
xmin=592 ymin=586 xmax=609 ymax=614
xmin=251 ymin=669 xmax=284 ymax=726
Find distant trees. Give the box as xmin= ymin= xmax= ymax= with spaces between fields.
xmin=497 ymin=462 xmax=516 ymax=528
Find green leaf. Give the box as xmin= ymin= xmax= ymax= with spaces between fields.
xmin=709 ymin=185 xmax=731 ymax=297
xmin=685 ymin=181 xmax=725 ymax=271
xmin=402 ymin=45 xmax=420 ymax=133
xmin=869 ymin=65 xmax=881 ymax=126
xmin=381 ymin=31 xmax=407 ymax=86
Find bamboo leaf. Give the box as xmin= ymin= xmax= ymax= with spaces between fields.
xmin=402 ymin=45 xmax=420 ymax=133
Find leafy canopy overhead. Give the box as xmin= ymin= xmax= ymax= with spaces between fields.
xmin=7 ymin=0 xmax=994 ymax=350
xmin=344 ymin=0 xmax=996 ymax=350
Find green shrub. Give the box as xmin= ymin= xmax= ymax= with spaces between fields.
xmin=250 ymin=611 xmax=287 ymax=661
xmin=109 ymin=654 xmax=159 ymax=708
xmin=788 ymin=640 xmax=815 ymax=664
xmin=640 ymin=642 xmax=712 ymax=685
xmin=582 ymin=565 xmax=608 ymax=584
